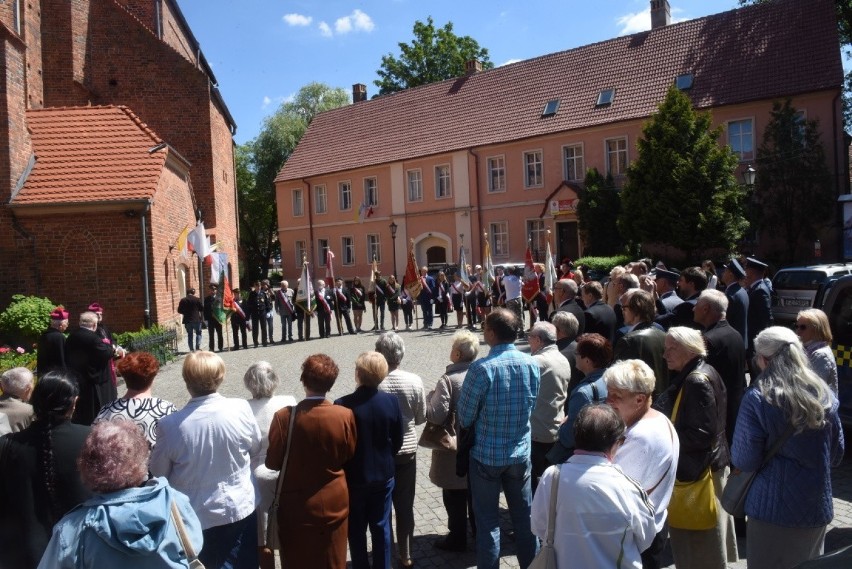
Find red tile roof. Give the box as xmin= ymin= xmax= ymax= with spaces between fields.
xmin=12 ymin=105 xmax=168 ymax=205
xmin=277 ymin=0 xmax=841 ymax=183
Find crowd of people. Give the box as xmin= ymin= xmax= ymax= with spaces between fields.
xmin=0 ymin=254 xmax=847 ymax=569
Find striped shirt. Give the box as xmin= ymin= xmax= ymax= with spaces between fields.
xmin=458 ymin=343 xmax=539 ymax=466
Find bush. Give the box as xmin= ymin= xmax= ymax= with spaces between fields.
xmin=574 ymin=255 xmax=633 ymax=278
xmin=0 ymin=294 xmax=57 ymax=348
xmin=0 ymin=349 xmax=37 ymax=374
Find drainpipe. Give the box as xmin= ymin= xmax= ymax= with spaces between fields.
xmin=304 ymin=179 xmax=314 ymax=265
xmin=468 ymin=148 xmax=484 ymax=258
xmin=140 ymin=201 xmax=152 ymax=328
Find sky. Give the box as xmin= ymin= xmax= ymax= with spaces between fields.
xmin=177 ymin=0 xmax=744 ymax=145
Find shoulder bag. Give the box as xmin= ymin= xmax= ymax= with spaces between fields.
xmin=170 ymin=500 xmax=205 ymax=569
xmin=418 ymin=376 xmax=457 ymax=451
xmin=266 ymin=405 xmax=297 ymax=550
xmin=666 ymin=378 xmax=718 ymax=530
xmin=528 ymin=465 xmax=561 ymax=569
xmin=721 ymin=423 xmax=795 ymax=517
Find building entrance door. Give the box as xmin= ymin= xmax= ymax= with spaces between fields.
xmin=557 ymin=222 xmax=580 ymax=262
xmin=426 ymin=246 xmax=447 ymax=265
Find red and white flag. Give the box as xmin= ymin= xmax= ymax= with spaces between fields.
xmin=325 ymin=249 xmax=336 ymax=286
xmin=403 ymin=239 xmax=422 ymax=299
xmin=521 ymin=244 xmax=540 ymax=303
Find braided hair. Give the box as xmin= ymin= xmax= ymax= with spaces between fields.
xmin=29 ymin=372 xmax=78 ymax=524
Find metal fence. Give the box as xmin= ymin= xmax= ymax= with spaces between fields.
xmin=125 ymin=328 xmax=178 ymax=365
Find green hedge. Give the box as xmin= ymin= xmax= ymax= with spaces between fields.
xmin=0 ymin=350 xmax=37 ymax=375
xmin=574 ymin=255 xmax=632 ymax=275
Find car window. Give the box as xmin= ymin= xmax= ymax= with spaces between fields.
xmin=774 ymin=270 xmax=832 ymax=290
xmin=829 ymin=286 xmax=852 ymax=347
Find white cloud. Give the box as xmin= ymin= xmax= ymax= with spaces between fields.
xmin=260 ymin=95 xmax=290 ymax=111
xmin=262 ymin=96 xmax=272 ymax=109
xmin=335 ymin=9 xmax=374 ymax=35
xmin=500 ymin=58 xmax=522 ymax=67
xmin=616 ymin=9 xmax=650 ymax=35
xmin=318 ymin=21 xmax=332 ymax=37
xmin=282 ymin=13 xmax=312 ymax=27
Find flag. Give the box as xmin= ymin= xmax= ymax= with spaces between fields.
xmin=212 ymin=253 xmax=232 ymax=325
xmin=175 ymin=224 xmax=191 ymax=259
xmin=295 ymin=262 xmax=316 ymax=314
xmin=209 ymin=252 xmax=225 ymax=283
xmin=482 ymin=233 xmax=495 ymax=291
xmin=368 ymin=257 xmax=378 ymax=293
xmin=357 ymin=203 xmax=375 ymax=222
xmin=521 ymin=244 xmax=541 ymax=303
xmin=186 ymin=221 xmax=211 ymax=260
xmin=458 ymin=245 xmax=470 ymax=285
xmin=325 ymin=249 xmax=336 ymax=286
xmin=544 ymin=240 xmax=557 ymax=305
xmin=403 ymin=239 xmax=422 ymax=299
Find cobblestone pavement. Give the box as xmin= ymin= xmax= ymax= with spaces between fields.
xmin=149 ymin=310 xmax=852 ymax=568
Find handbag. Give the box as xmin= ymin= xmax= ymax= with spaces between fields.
xmin=528 ymin=465 xmax=560 ymax=569
xmin=455 ymin=425 xmax=476 ymax=477
xmin=666 ymin=379 xmax=717 ymax=531
xmin=418 ymin=376 xmax=457 ymax=451
xmin=267 ymin=405 xmax=297 ymax=550
xmin=170 ymin=500 xmax=205 ymax=569
xmin=668 ymin=466 xmax=717 ymax=530
xmin=721 ymin=423 xmax=795 ymax=517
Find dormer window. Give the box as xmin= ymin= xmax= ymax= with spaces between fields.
xmin=596 ymin=88 xmax=616 ymax=107
xmin=676 ymin=73 xmax=694 ymax=90
xmin=542 ymin=99 xmax=560 ymax=117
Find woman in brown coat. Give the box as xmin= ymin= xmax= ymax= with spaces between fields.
xmin=266 ymin=354 xmax=357 ymax=568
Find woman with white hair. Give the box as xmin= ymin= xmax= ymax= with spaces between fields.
xmin=658 ymin=326 xmax=736 ymax=569
xmin=243 ymin=361 xmax=296 ymax=569
xmin=426 ymin=330 xmax=479 ymax=551
xmin=604 ymin=359 xmax=679 ymax=569
xmin=732 ymin=326 xmax=844 ymax=569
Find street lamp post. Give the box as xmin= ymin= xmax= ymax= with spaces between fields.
xmin=742 ymin=164 xmax=756 ymax=187
xmin=389 ymin=220 xmax=398 ymax=277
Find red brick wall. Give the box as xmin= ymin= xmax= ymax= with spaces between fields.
xmin=0 ymin=33 xmax=31 ymax=203
xmin=21 ymin=0 xmax=42 ymax=108
xmin=158 ymin=0 xmax=196 ymax=63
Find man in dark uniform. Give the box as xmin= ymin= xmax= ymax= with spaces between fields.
xmin=418 ymin=266 xmax=436 ymax=330
xmin=580 ymin=281 xmax=616 ymax=344
xmin=37 ymin=307 xmax=69 ymax=376
xmin=247 ymin=281 xmax=271 ymax=347
xmin=177 ymin=288 xmax=204 ymax=352
xmin=230 ymin=287 xmax=248 ymax=350
xmin=552 ymin=279 xmax=586 ymax=335
xmin=203 ymin=283 xmax=225 ymax=351
xmin=655 ymin=269 xmax=683 ymax=315
xmin=745 ymin=256 xmax=773 ymax=374
xmin=65 ymin=311 xmax=119 ymax=425
xmin=664 ymin=266 xmax=707 ymax=330
xmin=721 ymin=259 xmax=749 ymax=348
xmin=334 ymin=278 xmax=356 ymax=334
xmin=315 ymin=279 xmax=333 ymax=338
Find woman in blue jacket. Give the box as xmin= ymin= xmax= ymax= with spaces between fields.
xmin=39 ymin=420 xmax=203 ymax=568
xmin=732 ymin=326 xmax=844 ymax=569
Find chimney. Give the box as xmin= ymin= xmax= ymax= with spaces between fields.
xmin=352 ymin=83 xmax=367 ymax=103
xmin=650 ymin=0 xmax=671 ymax=29
xmin=464 ymin=59 xmax=482 ymax=76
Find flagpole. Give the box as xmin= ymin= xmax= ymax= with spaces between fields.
xmin=370 ymin=256 xmax=378 ymax=331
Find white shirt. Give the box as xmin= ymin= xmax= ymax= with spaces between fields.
xmin=150 ymin=393 xmax=261 ymax=529
xmin=531 ymin=454 xmax=656 ymax=569
xmin=613 ymin=411 xmax=679 ymax=532
xmin=502 ymin=274 xmax=522 ymax=300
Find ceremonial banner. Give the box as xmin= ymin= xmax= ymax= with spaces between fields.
xmin=212 ymin=253 xmax=233 ymax=325
xmin=544 ymin=240 xmax=557 ymax=304
xmin=325 ymin=249 xmax=336 ymax=286
xmin=482 ymin=234 xmax=495 ymax=291
xmin=403 ymin=239 xmax=422 ymax=299
xmin=458 ymin=245 xmax=470 ymax=285
xmin=295 ymin=262 xmax=316 ymax=314
xmin=521 ymin=244 xmax=541 ymax=303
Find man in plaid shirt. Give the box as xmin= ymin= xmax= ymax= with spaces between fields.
xmin=458 ymin=308 xmax=540 ymax=569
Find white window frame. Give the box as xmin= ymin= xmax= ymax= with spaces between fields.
xmin=364 ymin=177 xmax=378 ymax=207
xmin=605 ymin=137 xmax=628 ymax=177
xmin=367 ymin=234 xmax=381 ymax=263
xmin=342 ymin=236 xmax=355 ymax=266
xmin=338 ymin=181 xmax=352 ymax=211
xmin=317 ymin=239 xmax=329 ymax=267
xmin=407 ymin=169 xmax=423 ymax=203
xmin=487 ymin=155 xmax=506 ymax=193
xmin=314 ymin=185 xmax=327 ymax=214
xmin=292 ymin=189 xmax=304 ymax=217
xmin=294 ymin=240 xmax=306 ymax=266
xmin=523 ymin=150 xmax=543 ymax=188
xmin=562 ymin=143 xmax=585 ymax=182
xmin=527 ymin=219 xmax=547 ymax=261
xmin=489 ymin=222 xmax=509 ymax=257
xmin=727 ymin=118 xmax=754 ymax=162
xmin=435 ymin=164 xmax=452 ymax=199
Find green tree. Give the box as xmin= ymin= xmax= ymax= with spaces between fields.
xmin=375 ymin=17 xmax=493 ymax=95
xmin=619 ymin=86 xmax=746 ymax=259
xmin=753 ymin=99 xmax=834 ymax=263
xmin=740 ymin=0 xmax=852 ymax=127
xmin=239 ymin=83 xmax=349 ymax=284
xmin=577 ymin=168 xmax=624 ymax=256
